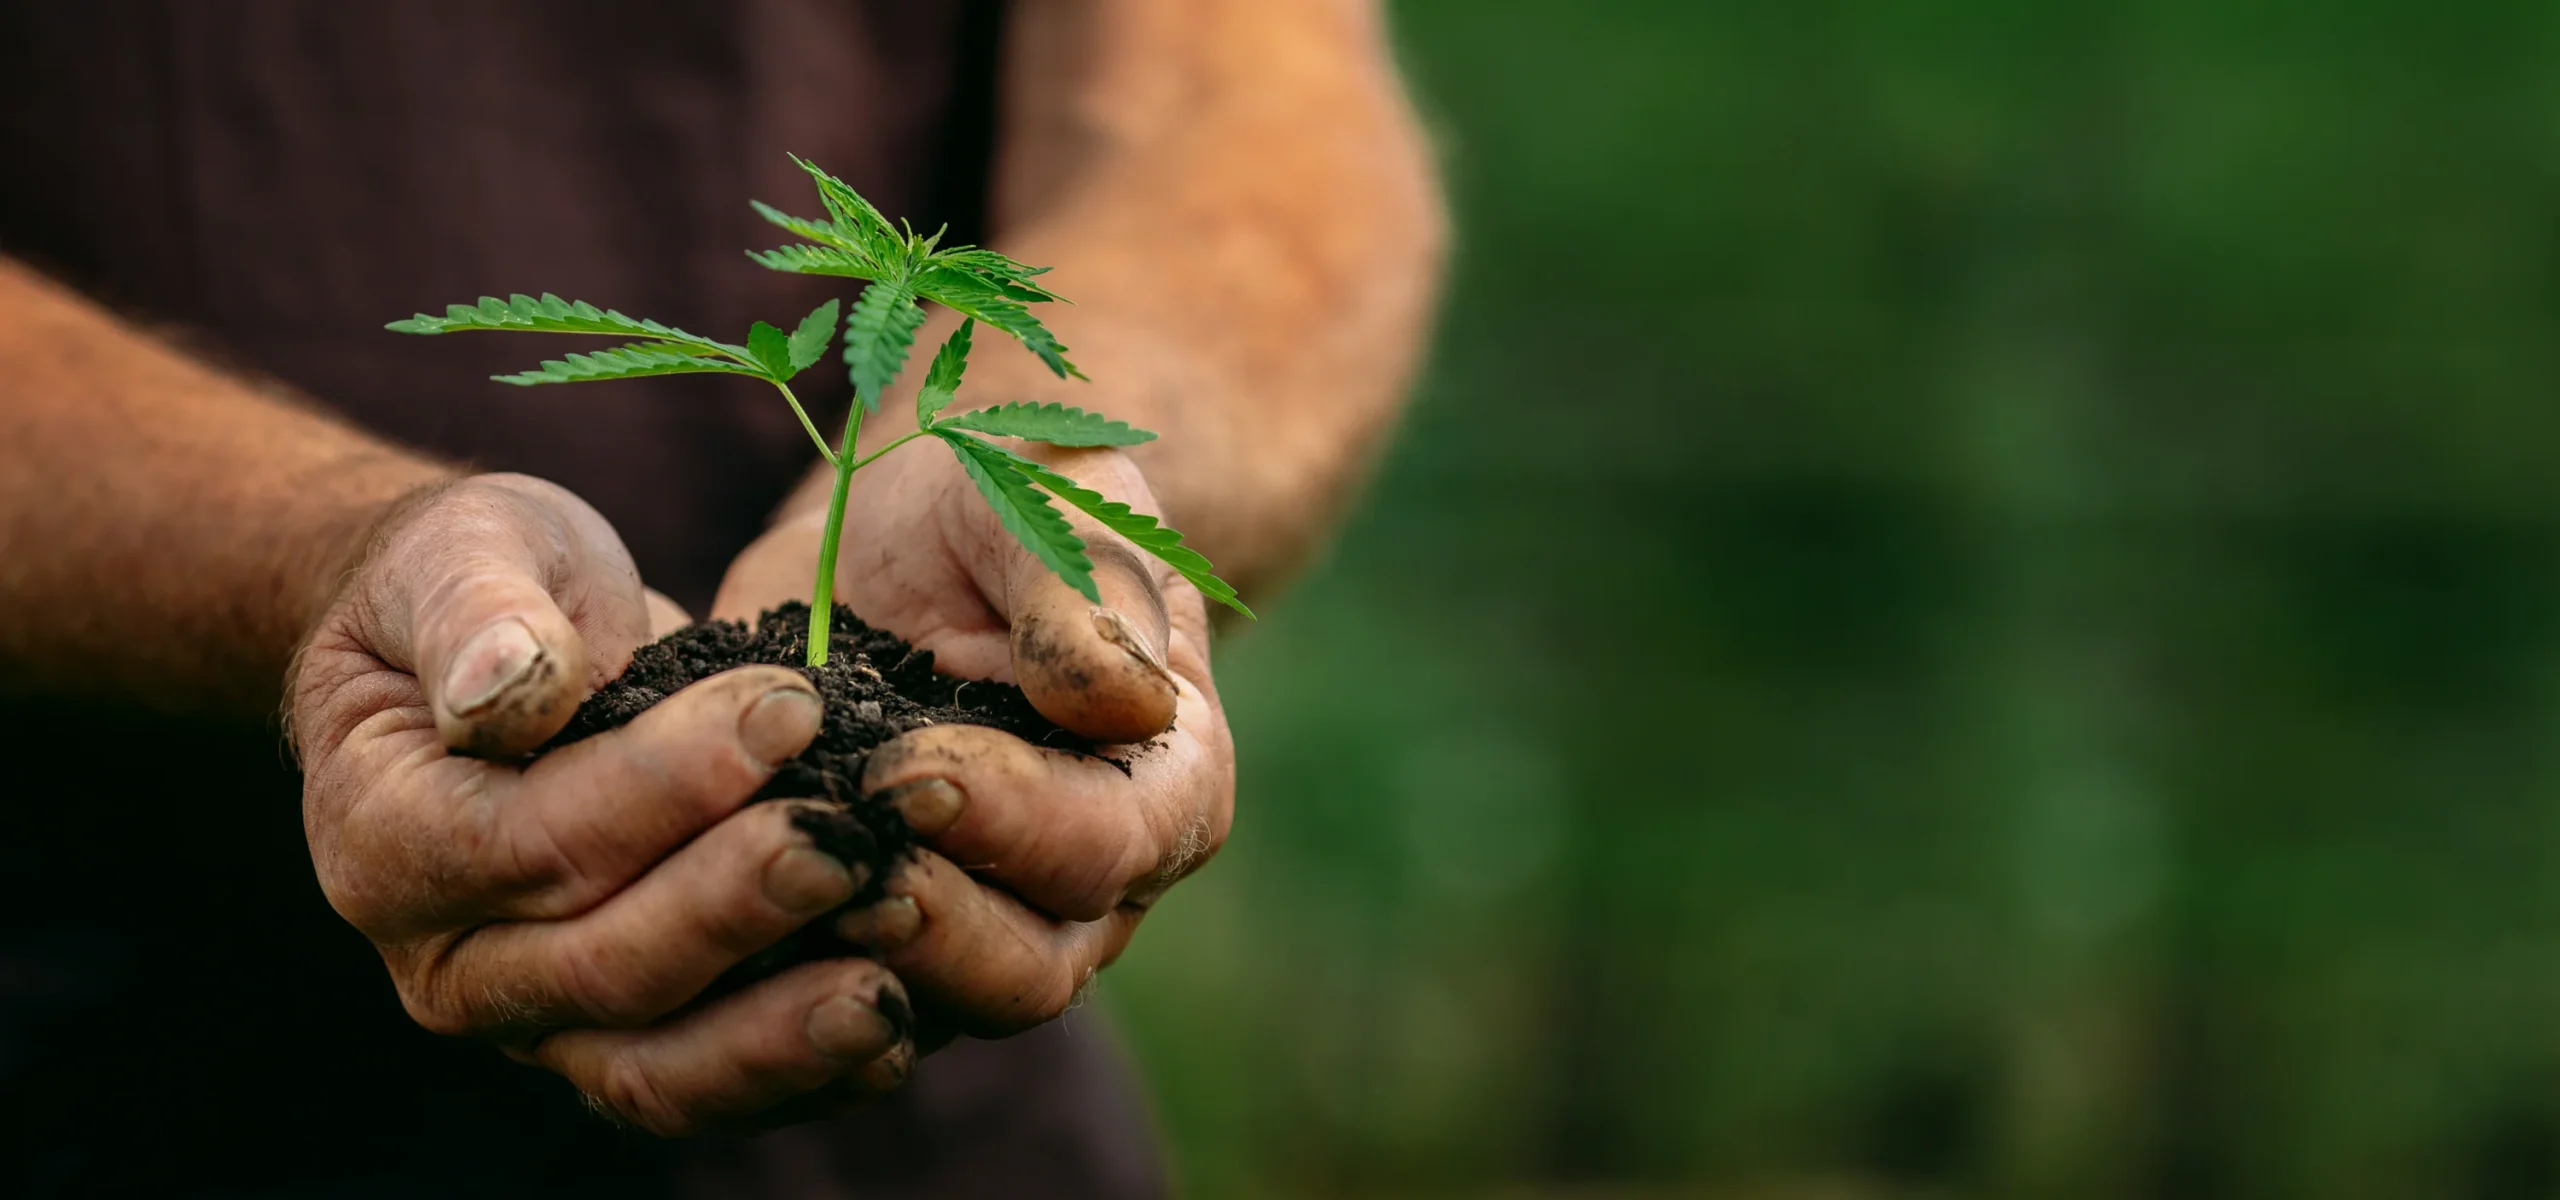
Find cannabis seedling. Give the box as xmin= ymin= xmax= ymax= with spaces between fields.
xmin=390 ymin=157 xmax=1249 ymax=667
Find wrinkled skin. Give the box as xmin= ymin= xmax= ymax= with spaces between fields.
xmin=289 ymin=448 xmax=1234 ymax=1135
xmin=292 ymin=474 xmax=918 ymax=1135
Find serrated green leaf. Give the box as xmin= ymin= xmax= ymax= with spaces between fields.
xmin=386 ymin=293 xmax=745 ymax=357
xmin=746 ymin=321 xmax=792 ymax=377
xmin=935 ymin=402 xmax=1156 ymax=447
xmin=917 ymin=320 xmax=974 ymax=425
xmin=749 ymin=199 xmax=874 ymax=262
xmin=969 ymin=301 xmax=1081 ymax=381
xmin=787 ymin=298 xmax=839 ymax=374
xmin=956 ymin=438 xmax=1252 ymax=618
xmin=747 ymin=243 xmax=883 ymax=280
xmin=843 ymin=281 xmax=924 ymax=410
xmin=492 ymin=343 xmax=766 ymax=387
xmin=928 ymin=248 xmax=1064 ymax=302
xmin=749 ymin=168 xmax=1077 ymax=378
xmin=913 ymin=267 xmax=1080 ymax=380
xmin=938 ymin=431 xmax=1096 ymax=602
xmin=789 ymin=154 xmax=905 ymax=263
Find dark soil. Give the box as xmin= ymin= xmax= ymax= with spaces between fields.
xmin=542 ymin=601 xmax=1095 ymax=981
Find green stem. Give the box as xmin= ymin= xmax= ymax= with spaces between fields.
xmin=846 ymin=428 xmax=931 ymax=472
xmin=769 ymin=380 xmax=836 ymax=466
xmin=806 ymin=404 xmax=866 ymax=666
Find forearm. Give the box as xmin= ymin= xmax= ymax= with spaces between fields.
xmin=826 ymin=0 xmax=1445 ymax=592
xmin=0 ymin=259 xmax=451 ymax=714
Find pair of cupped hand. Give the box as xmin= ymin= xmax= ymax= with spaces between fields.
xmin=289 ymin=443 xmax=1233 ymax=1135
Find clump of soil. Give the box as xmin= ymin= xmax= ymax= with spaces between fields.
xmin=543 ymin=601 xmax=1093 ymax=979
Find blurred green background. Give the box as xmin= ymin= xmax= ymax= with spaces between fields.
xmin=1102 ymin=2 xmax=2560 ymax=1197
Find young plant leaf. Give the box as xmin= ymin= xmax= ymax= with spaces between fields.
xmin=387 ymin=293 xmax=746 ymax=360
xmin=746 ymin=167 xmax=1081 ymax=382
xmin=916 ymin=319 xmax=974 ymax=425
xmin=492 ymin=343 xmax=767 ymax=387
xmin=938 ymin=431 xmax=1096 ymax=602
xmin=911 ymin=266 xmax=1082 ymax=380
xmin=935 ymin=402 xmax=1156 ymax=447
xmin=787 ymin=298 xmax=839 ymax=374
xmin=842 ymin=281 xmax=924 ymax=410
xmin=789 ymin=154 xmax=904 ymax=263
xmin=745 ymin=321 xmax=793 ymax=378
xmin=930 ymin=248 xmax=1064 ymax=302
xmin=749 ymin=200 xmax=870 ymax=259
xmin=747 ymin=243 xmax=882 ymax=280
xmin=952 ymin=437 xmax=1254 ymax=618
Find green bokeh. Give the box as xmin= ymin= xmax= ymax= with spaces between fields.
xmin=1106 ymin=3 xmax=2560 ymax=1195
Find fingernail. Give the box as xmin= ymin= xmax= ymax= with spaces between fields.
xmin=739 ymin=684 xmax=823 ymax=766
xmin=807 ymin=995 xmax=895 ymax=1062
xmin=444 ymin=618 xmax=543 ymax=714
xmin=877 ymin=778 xmax=964 ymax=836
xmin=833 ymin=894 xmax=922 ymax=952
xmin=1091 ymin=607 xmax=1173 ymax=682
xmin=873 ymin=983 xmax=914 ymax=1042
xmin=763 ymin=845 xmax=857 ymax=914
xmin=858 ymin=1043 xmax=914 ymax=1091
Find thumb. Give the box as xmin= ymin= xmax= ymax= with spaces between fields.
xmin=350 ymin=474 xmax=650 ymax=758
xmin=981 ymin=452 xmax=1179 ymax=745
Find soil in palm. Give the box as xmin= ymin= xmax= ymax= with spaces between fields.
xmin=542 ymin=601 xmax=1093 ymax=980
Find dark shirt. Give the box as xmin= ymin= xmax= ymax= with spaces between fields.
xmin=0 ymin=4 xmax=1166 ymax=1196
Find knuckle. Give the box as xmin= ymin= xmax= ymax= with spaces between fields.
xmin=1047 ymin=814 xmax=1155 ymax=922
xmin=307 ymin=846 xmax=378 ymax=928
xmin=395 ymin=937 xmax=551 ymax=1040
xmin=1120 ymin=810 xmax=1222 ymax=913
xmin=1167 ymin=806 xmax=1225 ymax=878
xmin=393 ymin=978 xmax=473 ymax=1039
xmin=1006 ymin=962 xmax=1084 ymax=1030
xmin=309 ymin=769 xmax=436 ymax=932
xmin=422 ymin=477 xmax=569 ymax=556
xmin=286 ymin=647 xmax=389 ymax=765
xmin=470 ymin=795 xmax=581 ymax=906
xmin=970 ymin=936 xmax=1081 ymax=1034
xmin=1114 ymin=806 xmax=1169 ymax=881
xmin=1199 ymin=809 xmax=1232 ymax=863
xmin=553 ymin=937 xmax=665 ymax=1028
xmin=390 ymin=946 xmax=487 ymax=1039
xmin=987 ymin=737 xmax=1050 ymax=790
xmin=1086 ymin=858 xmax=1148 ymax=918
xmin=592 ymin=1054 xmax=696 ymax=1137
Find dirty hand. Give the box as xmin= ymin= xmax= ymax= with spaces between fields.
xmin=716 ymin=441 xmax=1235 ymax=1041
xmin=290 ymin=472 xmax=916 ymax=1134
